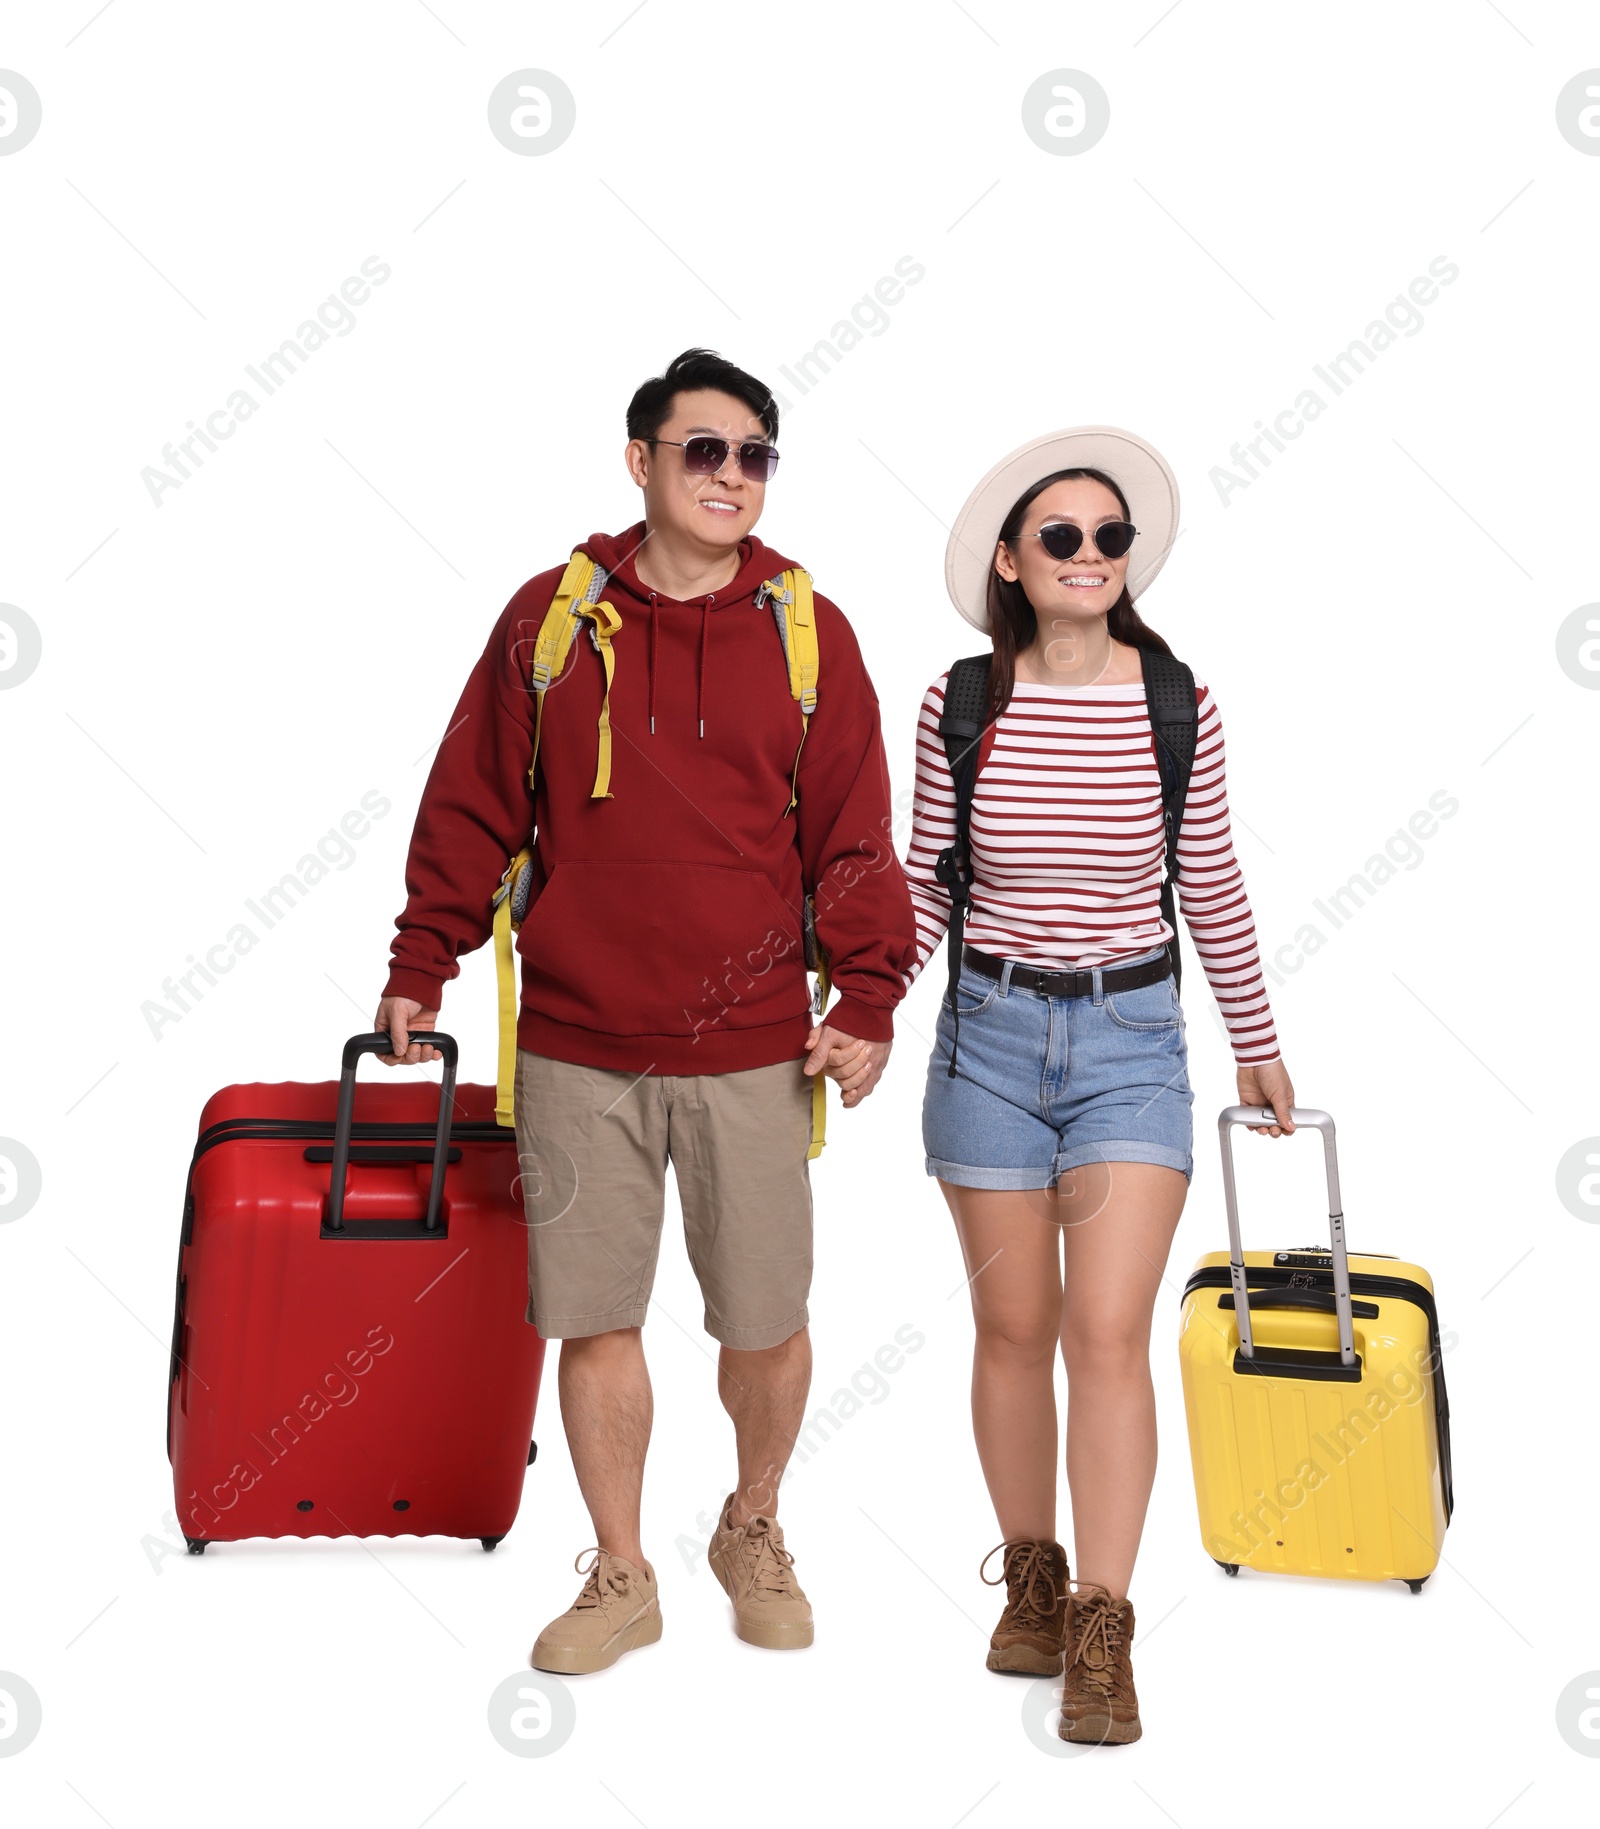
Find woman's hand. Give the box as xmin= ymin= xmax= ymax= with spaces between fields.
xmin=1237 ymin=1058 xmax=1295 ymax=1136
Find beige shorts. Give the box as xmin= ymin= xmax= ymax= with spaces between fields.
xmin=512 ymin=1050 xmax=815 ymax=1349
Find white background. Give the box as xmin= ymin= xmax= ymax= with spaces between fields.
xmin=3 ymin=0 xmax=1598 ymax=1821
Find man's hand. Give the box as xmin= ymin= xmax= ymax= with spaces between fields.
xmin=803 ymin=1023 xmax=891 ymax=1108
xmin=1238 ymin=1057 xmax=1295 ymax=1136
xmin=374 ymin=996 xmax=442 ymax=1065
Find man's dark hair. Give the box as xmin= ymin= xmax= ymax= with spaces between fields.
xmin=626 ymin=347 xmax=779 ymax=443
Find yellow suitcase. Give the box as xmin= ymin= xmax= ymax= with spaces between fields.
xmin=1178 ymin=1107 xmax=1453 ymax=1591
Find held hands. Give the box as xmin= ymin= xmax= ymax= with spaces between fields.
xmin=804 ymin=1023 xmax=892 ymax=1108
xmin=373 ymin=996 xmax=443 ymax=1066
xmin=375 ymin=995 xmax=897 ymax=1105
xmin=1238 ymin=1057 xmax=1296 ymax=1137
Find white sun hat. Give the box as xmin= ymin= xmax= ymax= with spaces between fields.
xmin=944 ymin=425 xmax=1182 ymax=630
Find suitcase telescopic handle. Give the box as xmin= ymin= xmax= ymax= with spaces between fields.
xmin=1216 ymin=1106 xmax=1355 ymax=1367
xmin=325 ymin=1032 xmax=458 ymax=1233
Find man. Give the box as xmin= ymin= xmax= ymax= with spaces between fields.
xmin=375 ymin=348 xmax=916 ymax=1671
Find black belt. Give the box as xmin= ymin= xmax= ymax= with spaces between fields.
xmin=962 ymin=944 xmax=1174 ymax=999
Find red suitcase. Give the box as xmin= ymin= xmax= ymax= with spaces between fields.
xmin=167 ymin=1033 xmax=545 ymax=1552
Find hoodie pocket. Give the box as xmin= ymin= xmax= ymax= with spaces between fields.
xmin=516 ymin=860 xmax=809 ymax=1041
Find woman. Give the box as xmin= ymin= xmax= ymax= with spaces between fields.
xmin=903 ymin=428 xmax=1294 ymax=1745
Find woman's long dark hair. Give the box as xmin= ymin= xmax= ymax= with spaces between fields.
xmin=984 ymin=467 xmax=1170 ymax=721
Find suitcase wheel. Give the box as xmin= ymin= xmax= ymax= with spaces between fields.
xmin=1406 ymin=1578 xmax=1427 ymax=1594
xmin=480 ymin=1536 xmax=504 ymax=1552
xmin=527 ymin=1440 xmax=538 ymax=1466
xmin=185 ymin=1538 xmax=208 ymax=1556
xmin=1215 ymin=1560 xmax=1239 ymax=1576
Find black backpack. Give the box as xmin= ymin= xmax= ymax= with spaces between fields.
xmin=933 ymin=647 xmax=1198 ymax=1077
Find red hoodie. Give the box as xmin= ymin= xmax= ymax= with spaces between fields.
xmin=383 ymin=525 xmax=917 ymax=1075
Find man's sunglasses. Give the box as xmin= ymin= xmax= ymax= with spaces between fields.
xmin=648 ymin=435 xmax=781 ymax=484
xmin=1022 ymin=520 xmax=1139 ymax=562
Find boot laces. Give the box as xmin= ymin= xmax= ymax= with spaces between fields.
xmin=980 ymin=1539 xmax=1061 ymax=1632
xmin=570 ymin=1547 xmax=635 ymax=1612
xmin=1069 ymin=1590 xmax=1128 ymax=1696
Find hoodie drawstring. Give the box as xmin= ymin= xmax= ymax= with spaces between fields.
xmin=698 ymin=597 xmax=713 ymax=738
xmin=641 ymin=580 xmax=723 ymax=741
xmin=648 ymin=593 xmax=659 ymax=735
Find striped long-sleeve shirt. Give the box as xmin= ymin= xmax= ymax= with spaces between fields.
xmin=904 ymin=671 xmax=1280 ymax=1065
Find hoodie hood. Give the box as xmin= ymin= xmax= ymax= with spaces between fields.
xmin=577 ymin=522 xmax=798 ymax=607
xmin=574 ymin=522 xmax=802 ymax=738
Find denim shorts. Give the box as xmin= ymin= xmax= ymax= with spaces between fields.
xmin=922 ymin=944 xmax=1195 ymax=1188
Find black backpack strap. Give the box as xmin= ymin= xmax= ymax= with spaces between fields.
xmin=1139 ymin=645 xmax=1198 ymax=994
xmin=933 ymin=655 xmax=993 ymax=1078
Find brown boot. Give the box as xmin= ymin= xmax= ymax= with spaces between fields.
xmin=1058 ymin=1583 xmax=1140 ymax=1744
xmin=980 ymin=1539 xmax=1071 ymax=1675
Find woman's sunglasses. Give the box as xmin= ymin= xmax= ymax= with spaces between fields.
xmin=648 ymin=436 xmax=781 ymax=484
xmin=1022 ymin=520 xmax=1138 ymax=561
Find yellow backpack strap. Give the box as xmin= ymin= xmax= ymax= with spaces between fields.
xmin=808 ymin=936 xmax=830 ymax=1160
xmin=499 ymin=552 xmax=625 ymax=1126
xmin=585 ymin=596 xmax=622 ymax=799
xmin=524 ymin=549 xmax=621 ymax=798
xmin=527 ymin=552 xmax=599 ymax=792
xmin=766 ymin=568 xmax=819 ymax=815
xmin=497 ymin=553 xmax=593 ymax=1127
xmin=491 ymin=847 xmax=534 ymax=1126
xmin=763 ymin=571 xmax=829 ymax=1155
xmin=780 ymin=568 xmax=819 ymax=711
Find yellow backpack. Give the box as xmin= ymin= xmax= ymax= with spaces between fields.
xmin=490 ymin=552 xmax=830 ymax=1155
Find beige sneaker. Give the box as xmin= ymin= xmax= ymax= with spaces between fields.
xmin=707 ymin=1494 xmax=814 ymax=1649
xmin=530 ymin=1548 xmax=662 ymax=1674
